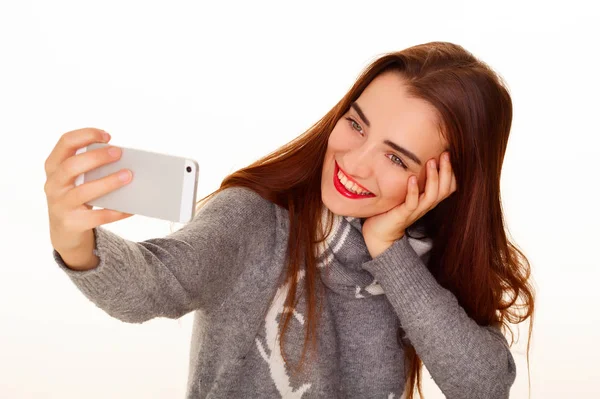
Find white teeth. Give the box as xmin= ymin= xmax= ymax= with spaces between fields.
xmin=337 ymin=169 xmax=371 ymax=195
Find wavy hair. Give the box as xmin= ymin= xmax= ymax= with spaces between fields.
xmin=193 ymin=41 xmax=535 ymax=398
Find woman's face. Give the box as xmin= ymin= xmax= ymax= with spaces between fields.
xmin=321 ymin=71 xmax=448 ymax=218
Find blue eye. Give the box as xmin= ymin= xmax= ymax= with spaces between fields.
xmin=344 ymin=116 xmax=408 ymax=170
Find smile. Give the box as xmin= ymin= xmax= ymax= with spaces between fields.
xmin=333 ymin=161 xmax=375 ymax=199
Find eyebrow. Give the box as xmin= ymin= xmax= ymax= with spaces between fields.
xmin=350 ymin=102 xmax=423 ymax=166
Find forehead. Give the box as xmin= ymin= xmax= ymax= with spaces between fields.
xmin=354 ymin=71 xmax=448 ymax=155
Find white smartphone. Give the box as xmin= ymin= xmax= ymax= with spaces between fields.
xmin=75 ymin=143 xmax=199 ymax=223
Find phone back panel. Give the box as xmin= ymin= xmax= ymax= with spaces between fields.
xmin=78 ymin=143 xmax=199 ymax=223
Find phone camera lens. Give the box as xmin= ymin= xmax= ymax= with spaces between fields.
xmin=186 ymin=166 xmax=192 ymax=173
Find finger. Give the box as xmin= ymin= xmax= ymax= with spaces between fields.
xmin=45 ymin=128 xmax=110 ymax=177
xmin=438 ymin=152 xmax=453 ymax=198
xmin=45 ymin=145 xmax=123 ymax=201
xmin=422 ymin=159 xmax=439 ymax=207
xmin=404 ymin=175 xmax=420 ymax=212
xmin=450 ymin=171 xmax=457 ymax=193
xmin=63 ymin=168 xmax=132 ymax=209
xmin=80 ymin=209 xmax=134 ymax=231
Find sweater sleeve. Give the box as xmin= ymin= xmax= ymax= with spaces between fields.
xmin=361 ymin=235 xmax=517 ymax=399
xmin=52 ymin=187 xmax=275 ymax=323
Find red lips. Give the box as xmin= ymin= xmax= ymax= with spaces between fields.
xmin=333 ymin=161 xmax=375 ymax=199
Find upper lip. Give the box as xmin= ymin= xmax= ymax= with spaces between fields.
xmin=336 ymin=161 xmax=372 ymax=193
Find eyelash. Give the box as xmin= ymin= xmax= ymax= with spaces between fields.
xmin=344 ymin=117 xmax=408 ymax=170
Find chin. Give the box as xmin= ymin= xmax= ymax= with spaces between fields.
xmin=321 ymin=192 xmax=373 ymax=218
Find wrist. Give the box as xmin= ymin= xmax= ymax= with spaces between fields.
xmin=366 ymin=232 xmax=405 ymax=259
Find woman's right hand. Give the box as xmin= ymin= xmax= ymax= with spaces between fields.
xmin=45 ymin=127 xmax=134 ymax=258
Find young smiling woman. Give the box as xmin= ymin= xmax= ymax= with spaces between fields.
xmin=50 ymin=41 xmax=534 ymax=398
xmin=199 ymin=42 xmax=534 ymax=397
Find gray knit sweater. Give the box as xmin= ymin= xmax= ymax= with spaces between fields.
xmin=53 ymin=186 xmax=516 ymax=398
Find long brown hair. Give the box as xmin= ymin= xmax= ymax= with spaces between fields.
xmin=194 ymin=41 xmax=535 ymax=398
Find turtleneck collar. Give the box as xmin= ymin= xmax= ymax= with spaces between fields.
xmin=316 ymin=206 xmax=433 ymax=299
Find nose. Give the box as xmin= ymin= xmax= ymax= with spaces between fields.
xmin=341 ymin=145 xmax=372 ymax=180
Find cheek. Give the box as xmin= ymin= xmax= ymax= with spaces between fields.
xmin=324 ymin=130 xmax=343 ymax=173
xmin=327 ymin=126 xmax=348 ymax=152
xmin=380 ymin=175 xmax=408 ymax=205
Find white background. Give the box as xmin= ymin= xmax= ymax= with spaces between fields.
xmin=1 ymin=0 xmax=598 ymax=398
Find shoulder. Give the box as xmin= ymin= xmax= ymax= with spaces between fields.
xmin=195 ymin=186 xmax=276 ymax=229
xmin=205 ymin=186 xmax=273 ymax=212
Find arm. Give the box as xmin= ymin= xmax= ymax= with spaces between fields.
xmin=362 ymin=235 xmax=516 ymax=399
xmin=53 ymin=187 xmax=275 ymax=323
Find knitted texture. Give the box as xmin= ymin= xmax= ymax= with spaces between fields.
xmin=53 ymin=187 xmax=516 ymax=398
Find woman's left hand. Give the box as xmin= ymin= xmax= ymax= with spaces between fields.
xmin=362 ymin=152 xmax=458 ymax=259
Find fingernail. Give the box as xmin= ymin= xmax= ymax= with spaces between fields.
xmin=108 ymin=146 xmax=121 ymax=157
xmin=103 ymin=132 xmax=111 ymax=142
xmin=118 ymin=170 xmax=131 ymax=182
xmin=443 ymin=153 xmax=450 ymax=161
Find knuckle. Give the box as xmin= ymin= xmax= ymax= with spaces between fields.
xmin=68 ymin=187 xmax=84 ymax=206
xmin=58 ymin=164 xmax=72 ymax=179
xmin=43 ymin=180 xmax=52 ymax=196
xmin=61 ymin=157 xmax=78 ymax=176
xmin=59 ymin=131 xmax=71 ymax=145
xmin=45 ymin=186 xmax=62 ymax=204
xmin=44 ymin=158 xmax=52 ymax=175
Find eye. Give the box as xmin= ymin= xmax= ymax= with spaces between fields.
xmin=344 ymin=117 xmax=408 ymax=170
xmin=387 ymin=154 xmax=408 ymax=170
xmin=344 ymin=117 xmax=364 ymax=135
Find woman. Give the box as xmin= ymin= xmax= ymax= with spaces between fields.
xmin=46 ymin=41 xmax=535 ymax=398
